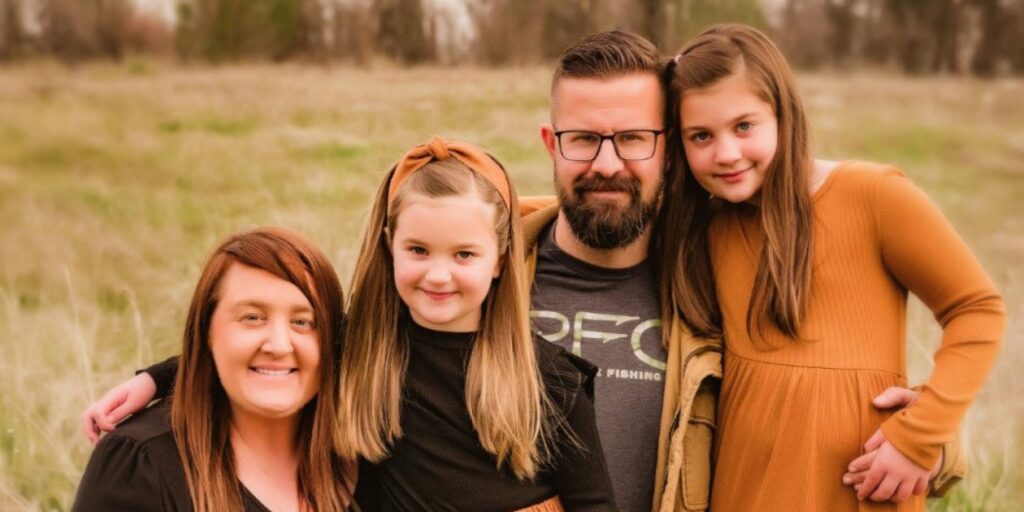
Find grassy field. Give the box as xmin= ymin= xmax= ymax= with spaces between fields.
xmin=0 ymin=61 xmax=1020 ymax=511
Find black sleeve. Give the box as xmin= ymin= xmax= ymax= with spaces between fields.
xmin=538 ymin=343 xmax=617 ymax=511
xmin=137 ymin=356 xmax=179 ymax=401
xmin=72 ymin=434 xmax=171 ymax=511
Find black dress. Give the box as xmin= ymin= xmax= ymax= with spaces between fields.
xmin=72 ymin=401 xmax=272 ymax=512
xmin=353 ymin=321 xmax=617 ymax=512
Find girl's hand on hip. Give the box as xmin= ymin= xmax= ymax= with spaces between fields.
xmin=848 ymin=429 xmax=933 ymax=503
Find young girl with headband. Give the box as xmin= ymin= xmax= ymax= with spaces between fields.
xmin=658 ymin=24 xmax=1004 ymax=510
xmin=338 ymin=136 xmax=614 ymax=511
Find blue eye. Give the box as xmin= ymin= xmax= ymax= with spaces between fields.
xmin=240 ymin=313 xmax=264 ymax=324
xmin=456 ymin=251 xmax=474 ymax=260
xmin=292 ymin=317 xmax=316 ymax=329
xmin=409 ymin=246 xmax=427 ymax=255
xmin=690 ymin=132 xmax=710 ymax=143
xmin=737 ymin=122 xmax=754 ymax=132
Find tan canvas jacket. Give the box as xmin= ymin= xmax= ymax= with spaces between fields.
xmin=516 ymin=197 xmax=963 ymax=512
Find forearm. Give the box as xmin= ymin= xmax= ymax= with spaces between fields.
xmin=139 ymin=355 xmax=179 ymax=400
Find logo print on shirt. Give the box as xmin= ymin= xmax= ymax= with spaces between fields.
xmin=531 ymin=310 xmax=665 ymax=371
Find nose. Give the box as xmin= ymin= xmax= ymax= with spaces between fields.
xmin=714 ymin=136 xmax=741 ymax=167
xmin=424 ymin=262 xmax=452 ymax=285
xmin=262 ymin=318 xmax=294 ymax=355
xmin=590 ymin=138 xmax=625 ymax=177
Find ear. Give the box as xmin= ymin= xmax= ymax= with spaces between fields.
xmin=540 ymin=124 xmax=558 ymax=161
xmin=383 ymin=226 xmax=392 ymax=247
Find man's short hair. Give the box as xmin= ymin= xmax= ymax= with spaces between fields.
xmin=552 ymin=30 xmax=663 ymax=88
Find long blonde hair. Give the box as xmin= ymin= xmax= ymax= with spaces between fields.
xmin=660 ymin=23 xmax=814 ymax=341
xmin=171 ymin=227 xmax=350 ymax=512
xmin=337 ymin=156 xmax=553 ymax=479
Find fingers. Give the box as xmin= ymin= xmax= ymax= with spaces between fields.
xmin=81 ymin=389 xmax=129 ymax=442
xmin=105 ymin=399 xmax=138 ymax=427
xmin=869 ymin=474 xmax=900 ymax=502
xmin=863 ymin=429 xmax=885 ymax=452
xmin=857 ymin=468 xmax=884 ymax=500
xmin=912 ymin=476 xmax=928 ymax=496
xmin=890 ymin=478 xmax=916 ymax=503
xmin=846 ymin=450 xmax=876 ymax=476
xmin=872 ymin=386 xmax=919 ymax=409
xmin=842 ymin=469 xmax=868 ymax=486
xmin=81 ymin=411 xmax=100 ymax=445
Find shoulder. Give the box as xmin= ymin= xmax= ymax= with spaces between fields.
xmin=521 ymin=198 xmax=560 ymax=250
xmin=74 ymin=402 xmax=188 ymax=511
xmin=815 ymin=160 xmax=923 ymax=214
xmin=820 ymin=160 xmax=903 ymax=189
xmin=107 ymin=400 xmax=175 ymax=444
xmin=534 ymin=337 xmax=597 ymax=413
xmin=826 ymin=160 xmax=907 ymax=190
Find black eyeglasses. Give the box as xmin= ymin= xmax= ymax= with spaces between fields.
xmin=554 ymin=129 xmax=663 ymax=161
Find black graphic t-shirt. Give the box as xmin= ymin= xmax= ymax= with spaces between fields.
xmin=531 ymin=223 xmax=666 ymax=512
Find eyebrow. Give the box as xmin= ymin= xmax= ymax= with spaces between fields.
xmin=231 ymin=300 xmax=314 ymax=314
xmin=399 ymin=238 xmax=484 ymax=250
xmin=682 ymin=112 xmax=759 ymax=133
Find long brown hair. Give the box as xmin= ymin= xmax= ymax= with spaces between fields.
xmin=170 ymin=227 xmax=350 ymax=512
xmin=660 ymin=23 xmax=814 ymax=341
xmin=336 ymin=156 xmax=553 ymax=479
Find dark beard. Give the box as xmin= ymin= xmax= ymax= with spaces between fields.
xmin=557 ymin=174 xmax=660 ymax=250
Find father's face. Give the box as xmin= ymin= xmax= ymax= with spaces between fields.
xmin=541 ymin=73 xmax=665 ymax=250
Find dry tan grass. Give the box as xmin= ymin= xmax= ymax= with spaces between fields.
xmin=0 ymin=62 xmax=1020 ymax=511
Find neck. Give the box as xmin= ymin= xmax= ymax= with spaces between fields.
xmin=553 ymin=212 xmax=650 ymax=269
xmin=230 ymin=408 xmax=301 ymax=470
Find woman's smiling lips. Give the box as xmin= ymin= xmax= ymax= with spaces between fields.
xmin=249 ymin=366 xmax=297 ymax=376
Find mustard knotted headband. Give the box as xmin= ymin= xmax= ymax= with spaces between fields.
xmin=387 ymin=135 xmax=511 ymax=208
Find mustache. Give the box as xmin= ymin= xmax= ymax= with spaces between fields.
xmin=572 ymin=176 xmax=640 ymax=195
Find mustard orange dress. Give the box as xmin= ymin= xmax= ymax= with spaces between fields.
xmin=708 ymin=162 xmax=1004 ymax=511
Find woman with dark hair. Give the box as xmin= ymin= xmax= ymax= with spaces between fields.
xmin=72 ymin=227 xmax=353 ymax=512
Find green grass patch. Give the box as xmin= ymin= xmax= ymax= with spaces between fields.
xmin=158 ymin=115 xmax=260 ymax=136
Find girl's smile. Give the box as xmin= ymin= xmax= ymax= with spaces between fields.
xmin=680 ymin=72 xmax=778 ymax=204
xmin=390 ymin=193 xmax=502 ymax=332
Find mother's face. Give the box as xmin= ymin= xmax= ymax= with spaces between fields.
xmin=208 ymin=262 xmax=321 ymax=422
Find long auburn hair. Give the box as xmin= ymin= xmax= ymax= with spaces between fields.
xmin=336 ymin=157 xmax=553 ymax=479
xmin=170 ymin=227 xmax=350 ymax=512
xmin=659 ymin=23 xmax=814 ymax=341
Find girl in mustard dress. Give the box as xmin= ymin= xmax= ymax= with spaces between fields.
xmin=658 ymin=24 xmax=1004 ymax=511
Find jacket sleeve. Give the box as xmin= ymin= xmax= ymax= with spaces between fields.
xmin=138 ymin=356 xmax=179 ymax=401
xmin=929 ymin=428 xmax=966 ymax=497
xmin=542 ymin=347 xmax=618 ymax=511
xmin=874 ymin=168 xmax=1005 ymax=469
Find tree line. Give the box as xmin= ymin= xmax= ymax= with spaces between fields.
xmin=1 ymin=0 xmax=1021 ymax=75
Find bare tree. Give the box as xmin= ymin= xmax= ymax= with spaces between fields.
xmin=375 ymin=0 xmax=434 ymax=63
xmin=0 ymin=0 xmax=28 ymax=60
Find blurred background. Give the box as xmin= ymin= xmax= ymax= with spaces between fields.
xmin=1 ymin=1 xmax=1021 ymax=511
